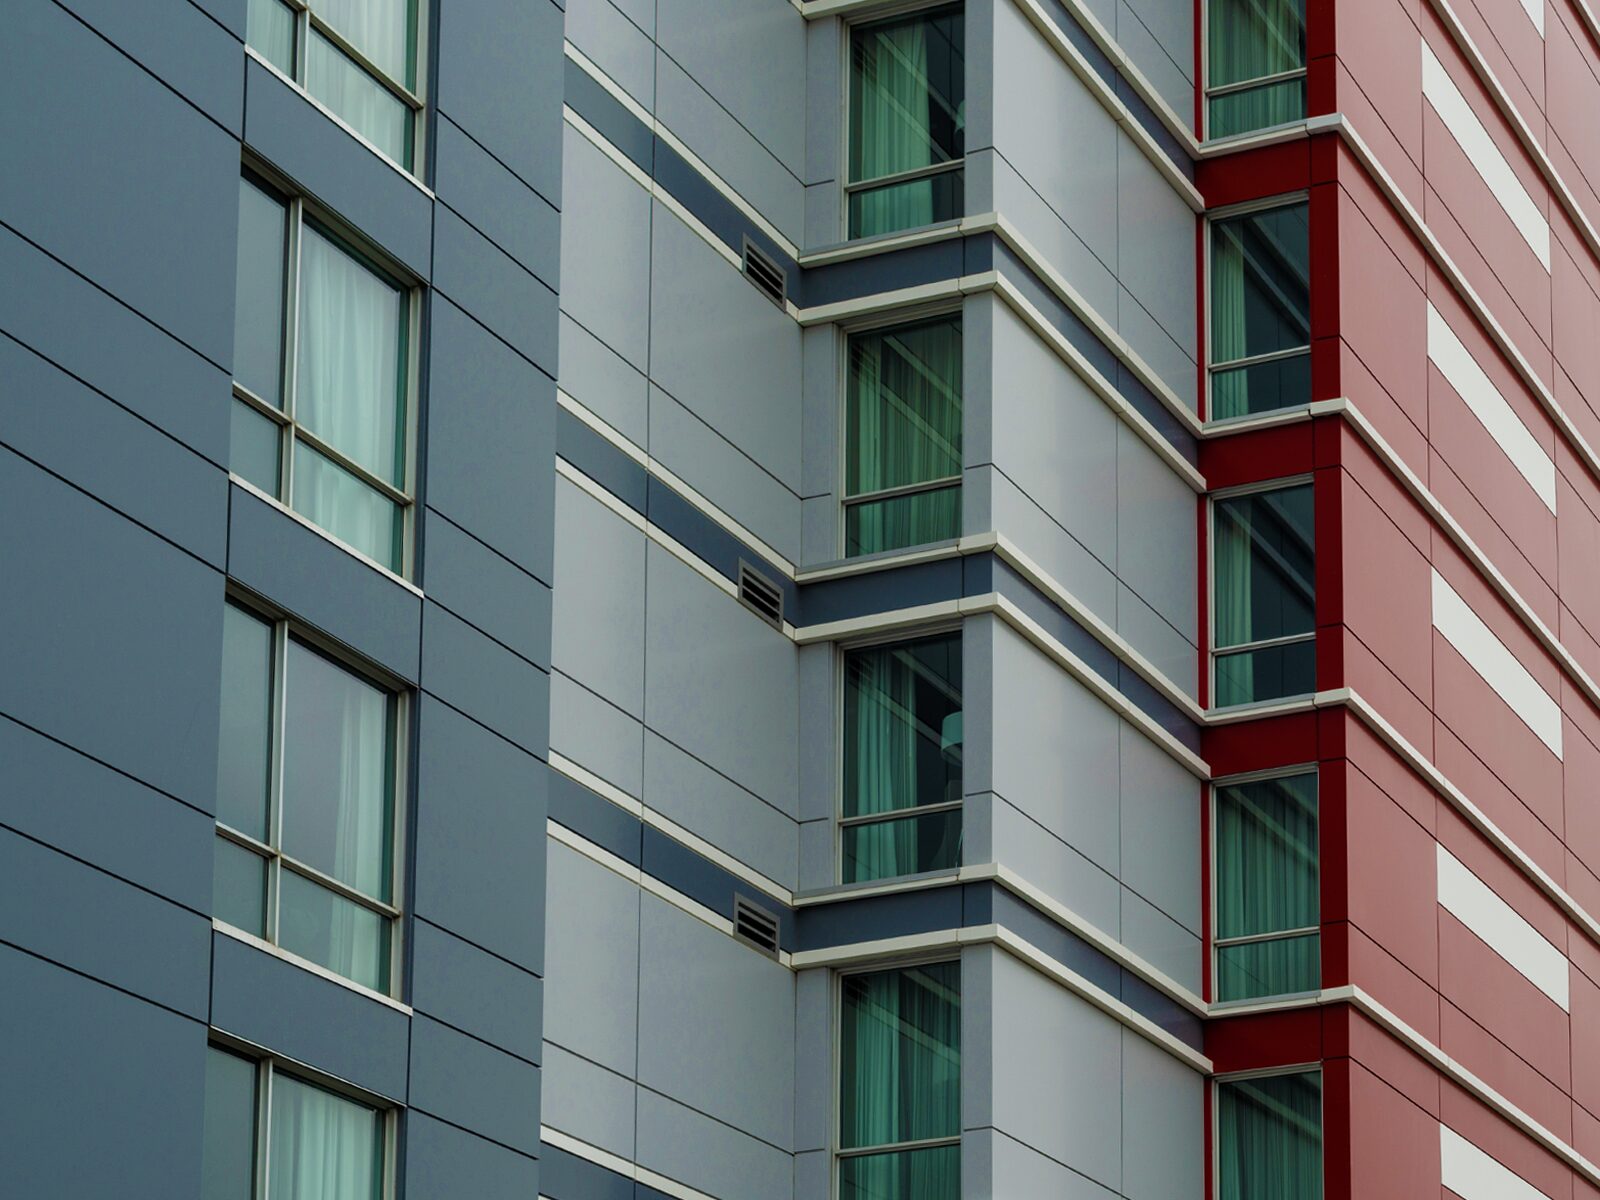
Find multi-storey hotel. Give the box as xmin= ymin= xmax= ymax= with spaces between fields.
xmin=4 ymin=0 xmax=1600 ymax=1196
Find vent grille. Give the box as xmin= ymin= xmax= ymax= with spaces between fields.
xmin=742 ymin=237 xmax=787 ymax=307
xmin=733 ymin=894 xmax=781 ymax=957
xmin=738 ymin=561 xmax=784 ymax=628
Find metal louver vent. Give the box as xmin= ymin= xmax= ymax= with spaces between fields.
xmin=733 ymin=894 xmax=780 ymax=957
xmin=738 ymin=561 xmax=783 ymax=628
xmin=742 ymin=237 xmax=786 ymax=307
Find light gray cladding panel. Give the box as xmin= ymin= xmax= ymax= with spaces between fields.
xmin=1122 ymin=886 xmax=1202 ymax=991
xmin=800 ymin=323 xmax=840 ymax=501
xmin=1118 ymin=725 xmax=1201 ymax=936
xmin=561 ymin=125 xmax=653 ymax=373
xmin=980 ymin=1128 xmax=1120 ymax=1200
xmin=1116 ymin=130 xmax=1199 ymax=384
xmin=409 ymin=1015 xmax=541 ymax=1157
xmin=1117 ymin=583 xmax=1199 ymax=700
xmin=649 ymin=203 xmax=803 ymax=492
xmin=988 ymin=792 xmax=1120 ymax=936
xmin=636 ymin=1088 xmax=796 ymax=1200
xmin=636 ymin=894 xmax=795 ymax=1150
xmin=983 ymin=148 xmax=1119 ymax=321
xmin=797 ymin=643 xmax=838 ymax=824
xmin=983 ymin=467 xmax=1119 ymax=619
xmin=554 ymin=475 xmax=647 ymax=717
xmin=1115 ymin=422 xmax=1198 ymax=644
xmin=542 ymin=1042 xmax=638 ymax=1161
xmin=793 ymin=968 xmax=832 ymax=1154
xmin=643 ymin=544 xmax=799 ymax=810
xmin=550 ymin=671 xmax=646 ymax=798
xmin=560 ymin=313 xmax=651 ymax=449
xmin=804 ymin=18 xmax=843 ymax=186
xmin=568 ymin=0 xmax=657 ymax=111
xmin=543 ymin=840 xmax=642 ymax=1078
xmin=1122 ymin=1027 xmax=1204 ymax=1200
xmin=1117 ymin=0 xmax=1195 ymax=123
xmin=1119 ymin=284 xmax=1199 ymax=412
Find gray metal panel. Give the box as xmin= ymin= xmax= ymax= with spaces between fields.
xmin=553 ymin=475 xmax=648 ymax=717
xmin=1116 ymin=0 xmax=1194 ymax=122
xmin=543 ymin=840 xmax=642 ymax=1077
xmin=985 ymin=467 xmax=1119 ymax=619
xmin=567 ymin=0 xmax=657 ymax=111
xmin=1122 ymin=1026 xmax=1204 ymax=1200
xmin=409 ymin=1014 xmax=542 ymax=1156
xmin=1120 ymin=886 xmax=1202 ymax=992
xmin=1117 ymin=583 xmax=1199 ymax=701
xmin=209 ymin=932 xmax=410 ymax=1099
xmin=542 ymin=1042 xmax=638 ymax=1160
xmin=227 ymin=483 xmax=422 ymax=681
xmin=410 ymin=918 xmax=544 ymax=1063
xmin=559 ymin=312 xmax=651 ymax=448
xmin=989 ymin=793 xmax=1121 ymax=937
xmin=635 ymin=1087 xmax=796 ymax=1200
xmin=1115 ymin=422 xmax=1198 ymax=644
xmin=985 ymin=149 xmax=1120 ymax=323
xmin=1118 ymin=724 xmax=1202 ymax=936
xmin=433 ymin=204 xmax=559 ymax=377
xmin=435 ymin=113 xmax=562 ymax=291
xmin=424 ymin=512 xmax=553 ymax=670
xmin=984 ymin=1127 xmax=1120 ymax=1199
xmin=550 ymin=672 xmax=647 ymax=798
xmin=413 ymin=698 xmax=549 ymax=972
xmin=793 ymin=968 xmax=832 ymax=1153
xmin=405 ymin=1112 xmax=541 ymax=1200
xmin=421 ymin=601 xmax=550 ymax=755
xmin=0 ymin=449 xmax=223 ymax=807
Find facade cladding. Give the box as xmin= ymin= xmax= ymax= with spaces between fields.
xmin=6 ymin=0 xmax=1600 ymax=1197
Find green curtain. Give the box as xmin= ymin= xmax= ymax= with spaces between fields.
xmin=269 ymin=1074 xmax=383 ymax=1200
xmin=1216 ymin=773 xmax=1319 ymax=1000
xmin=1217 ymin=1071 xmax=1322 ymax=1200
xmin=839 ymin=963 xmax=960 ymax=1200
xmin=1208 ymin=0 xmax=1305 ymax=137
xmin=1210 ymin=204 xmax=1310 ymax=419
xmin=1213 ymin=495 xmax=1256 ymax=654
xmin=1212 ymin=485 xmax=1315 ymax=705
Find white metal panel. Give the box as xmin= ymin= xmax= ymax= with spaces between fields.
xmin=1437 ymin=844 xmax=1569 ymax=1009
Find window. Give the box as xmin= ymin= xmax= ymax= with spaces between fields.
xmin=1206 ymin=0 xmax=1306 ymax=139
xmin=204 ymin=1046 xmax=388 ymax=1200
xmin=231 ymin=171 xmax=416 ymax=574
xmin=847 ymin=5 xmax=965 ymax=239
xmin=214 ymin=601 xmax=402 ymax=993
xmin=247 ymin=0 xmax=423 ymax=169
xmin=1215 ymin=1069 xmax=1322 ymax=1199
xmin=838 ymin=962 xmax=961 ymax=1200
xmin=1214 ymin=771 xmax=1319 ymax=1001
xmin=1209 ymin=201 xmax=1310 ymax=421
xmin=1211 ymin=482 xmax=1314 ymax=707
xmin=844 ymin=315 xmax=962 ymax=557
xmin=841 ymin=632 xmax=962 ymax=883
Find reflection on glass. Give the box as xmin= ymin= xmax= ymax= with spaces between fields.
xmin=246 ymin=0 xmax=297 ymax=75
xmin=218 ymin=603 xmax=275 ymax=838
xmin=1207 ymin=0 xmax=1305 ymax=138
xmin=1213 ymin=484 xmax=1314 ymax=705
xmin=1217 ymin=1070 xmax=1322 ymax=1200
xmin=1211 ymin=202 xmax=1310 ymax=419
xmin=843 ymin=809 xmax=962 ymax=884
xmin=233 ymin=177 xmax=289 ymax=407
xmin=292 ymin=442 xmax=403 ymax=569
xmin=278 ymin=869 xmax=390 ymax=991
xmin=231 ymin=399 xmax=282 ymax=494
xmin=214 ymin=839 xmax=269 ymax=936
xmin=316 ymin=0 xmax=415 ymax=86
xmin=307 ymin=31 xmax=412 ymax=166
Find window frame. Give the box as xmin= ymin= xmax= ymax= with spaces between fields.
xmin=1206 ymin=474 xmax=1316 ymax=711
xmin=247 ymin=0 xmax=428 ymax=177
xmin=1199 ymin=0 xmax=1307 ymax=142
xmin=1209 ymin=765 xmax=1320 ymax=1006
xmin=839 ymin=2 xmax=967 ymax=242
xmin=214 ymin=591 xmax=410 ymax=1000
xmin=1211 ymin=1065 xmax=1325 ymax=1200
xmin=1204 ymin=193 xmax=1312 ymax=425
xmin=232 ymin=164 xmax=423 ymax=581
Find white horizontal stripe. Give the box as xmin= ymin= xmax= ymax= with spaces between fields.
xmin=1437 ymin=845 xmax=1569 ymax=1007
xmin=1516 ymin=0 xmax=1544 ymax=36
xmin=1422 ymin=41 xmax=1550 ymax=269
xmin=1441 ymin=1124 xmax=1551 ymax=1200
xmin=1427 ymin=304 xmax=1556 ymax=511
xmin=1431 ymin=570 xmax=1562 ymax=757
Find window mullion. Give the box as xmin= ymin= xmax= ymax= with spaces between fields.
xmin=256 ymin=1058 xmax=274 ymax=1200
xmin=267 ymin=621 xmax=290 ymax=946
xmin=281 ymin=200 xmax=304 ymax=505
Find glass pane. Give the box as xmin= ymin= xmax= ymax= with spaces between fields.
xmin=291 ymin=442 xmax=403 ymax=570
xmin=1217 ymin=1070 xmax=1322 ymax=1200
xmin=1209 ymin=77 xmax=1307 ymax=140
xmin=840 ymin=962 xmax=961 ymax=1148
xmin=280 ymin=638 xmax=393 ymax=901
xmin=1216 ymin=772 xmax=1318 ymax=940
xmin=218 ymin=603 xmax=275 ymax=840
xmin=202 ymin=1047 xmax=258 ymax=1200
xmin=843 ymin=809 xmax=962 ymax=884
xmin=1213 ymin=485 xmax=1314 ymax=651
xmin=1214 ymin=640 xmax=1316 ymax=707
xmin=844 ymin=633 xmax=963 ymax=819
xmin=306 ymin=30 xmax=413 ymax=166
xmin=232 ymin=399 xmax=282 ymax=493
xmin=1211 ymin=351 xmax=1312 ymax=421
xmin=247 ymin=0 xmax=296 ymax=75
xmin=850 ymin=8 xmax=965 ymax=182
xmin=1209 ymin=0 xmax=1305 ymax=90
xmin=268 ymin=1072 xmax=384 ymax=1200
xmin=1218 ymin=933 xmax=1321 ymax=1001
xmin=279 ymin=870 xmax=391 ymax=991
xmin=846 ymin=486 xmax=961 ymax=557
xmin=839 ymin=1145 xmax=960 ymax=1200
xmin=847 ymin=318 xmax=963 ymax=496
xmin=214 ymin=838 xmax=269 ymax=936
xmin=849 ymin=170 xmax=964 ymax=239
xmin=315 ymin=0 xmax=415 ymax=86
xmin=1211 ymin=203 xmax=1310 ymax=372
xmin=234 ymin=177 xmax=289 ymax=406
xmin=295 ymin=223 xmax=406 ymax=486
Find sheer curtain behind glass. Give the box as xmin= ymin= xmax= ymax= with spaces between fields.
xmin=269 ymin=1074 xmax=383 ymax=1200
xmin=1208 ymin=0 xmax=1305 ymax=137
xmin=1216 ymin=773 xmax=1319 ymax=999
xmin=1210 ymin=204 xmax=1310 ymax=419
xmin=1218 ymin=1071 xmax=1322 ymax=1200
xmin=1213 ymin=485 xmax=1314 ymax=705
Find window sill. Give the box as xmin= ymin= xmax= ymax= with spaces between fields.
xmin=214 ymin=919 xmax=413 ymax=1015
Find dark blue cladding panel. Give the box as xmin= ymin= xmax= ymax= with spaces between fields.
xmin=1116 ymin=75 xmax=1196 ymax=180
xmin=0 ymin=827 xmax=211 ymax=1018
xmin=642 ymin=824 xmax=737 ymax=920
xmin=412 ymin=698 xmax=548 ymax=973
xmin=424 ymin=513 xmax=553 ymax=670
xmin=243 ymin=59 xmax=433 ymax=279
xmin=421 ymin=602 xmax=551 ymax=755
xmin=426 ymin=298 xmax=557 ymax=582
xmin=0 ymin=946 xmax=206 ymax=1200
xmin=1116 ymin=660 xmax=1202 ymax=753
xmin=410 ymin=918 xmax=544 ymax=1063
xmin=796 ymin=884 xmax=965 ymax=951
xmin=0 ymin=229 xmax=230 ymax=465
xmin=556 ymin=408 xmax=649 ymax=515
xmin=541 ymin=1144 xmax=633 ymax=1200
xmin=1121 ymin=969 xmax=1204 ymax=1050
xmin=0 ymin=335 xmax=228 ymax=568
xmin=0 ymin=449 xmax=223 ymax=808
xmin=562 ymin=57 xmax=655 ymax=175
xmin=437 ymin=0 xmax=565 ymax=207
xmin=801 ymin=236 xmax=967 ymax=308
xmin=209 ymin=932 xmax=410 ymax=1099
xmin=991 ymin=888 xmax=1123 ymax=998
xmin=548 ymin=768 xmax=643 ymax=867
xmin=435 ymin=113 xmax=562 ymax=290
xmin=992 ymin=559 xmax=1121 ymax=683
xmin=406 ymin=1112 xmax=540 ymax=1200
xmin=192 ymin=0 xmax=246 ymax=37
xmin=226 ymin=483 xmax=422 ymax=681
xmin=409 ymin=1015 xmax=542 ymax=1156
xmin=646 ymin=477 xmax=794 ymax=605
xmin=433 ymin=205 xmax=559 ymax=376
xmin=798 ymin=556 xmax=964 ymax=627
xmin=0 ymin=716 xmax=213 ymax=914
xmin=1 ymin=1 xmax=240 ymax=366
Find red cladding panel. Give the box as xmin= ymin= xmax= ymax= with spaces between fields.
xmin=1342 ymin=762 xmax=1439 ymax=984
xmin=1348 ymin=1059 xmax=1442 ymax=1200
xmin=1206 ymin=1007 xmax=1323 ymax=1073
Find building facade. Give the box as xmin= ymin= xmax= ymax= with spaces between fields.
xmin=4 ymin=0 xmax=1600 ymax=1198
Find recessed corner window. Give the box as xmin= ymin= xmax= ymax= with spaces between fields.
xmin=1216 ymin=1069 xmax=1322 ymax=1199
xmin=214 ymin=601 xmax=402 ymax=994
xmin=838 ymin=962 xmax=961 ymax=1200
xmin=1209 ymin=201 xmax=1310 ymax=421
xmin=845 ymin=316 xmax=962 ymax=557
xmin=247 ymin=0 xmax=423 ymax=170
xmin=847 ymin=5 xmax=965 ymax=239
xmin=1206 ymin=0 xmax=1306 ymax=139
xmin=1214 ymin=771 xmax=1319 ymax=1002
xmin=231 ymin=172 xmax=414 ymax=574
xmin=1212 ymin=483 xmax=1315 ymax=707
xmin=842 ymin=632 xmax=962 ymax=883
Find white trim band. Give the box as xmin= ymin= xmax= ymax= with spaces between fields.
xmin=1436 ymin=844 xmax=1569 ymax=1009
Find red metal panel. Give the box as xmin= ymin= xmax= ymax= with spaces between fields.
xmin=1205 ymin=1007 xmax=1324 ymax=1073
xmin=1433 ymin=718 xmax=1568 ymax=884
xmin=1348 ymin=1058 xmax=1443 ymax=1199
xmin=1441 ymin=998 xmax=1574 ymax=1140
xmin=1343 ymin=759 xmax=1440 ymax=984
xmin=1440 ymin=1077 xmax=1575 ymax=1200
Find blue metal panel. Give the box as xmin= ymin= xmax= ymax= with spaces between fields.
xmin=424 ymin=512 xmax=553 ymax=669
xmin=797 ymin=556 xmax=965 ymax=626
xmin=432 ymin=205 xmax=559 ymax=376
xmin=405 ymin=1113 xmax=541 ymax=1200
xmin=796 ymin=884 xmax=965 ymax=951
xmin=409 ymin=1014 xmax=542 ymax=1155
xmin=556 ymin=407 xmax=649 ymax=515
xmin=800 ymin=237 xmax=967 ymax=308
xmin=435 ymin=113 xmax=561 ymax=290
xmin=563 ymin=56 xmax=656 ymax=175
xmin=548 ymin=768 xmax=643 ymax=867
xmin=421 ymin=601 xmax=550 ymax=754
xmin=410 ymin=918 xmax=544 ymax=1063
xmin=540 ymin=1144 xmax=634 ymax=1200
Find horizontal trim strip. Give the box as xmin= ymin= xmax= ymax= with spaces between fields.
xmin=1436 ymin=844 xmax=1569 ymax=1009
